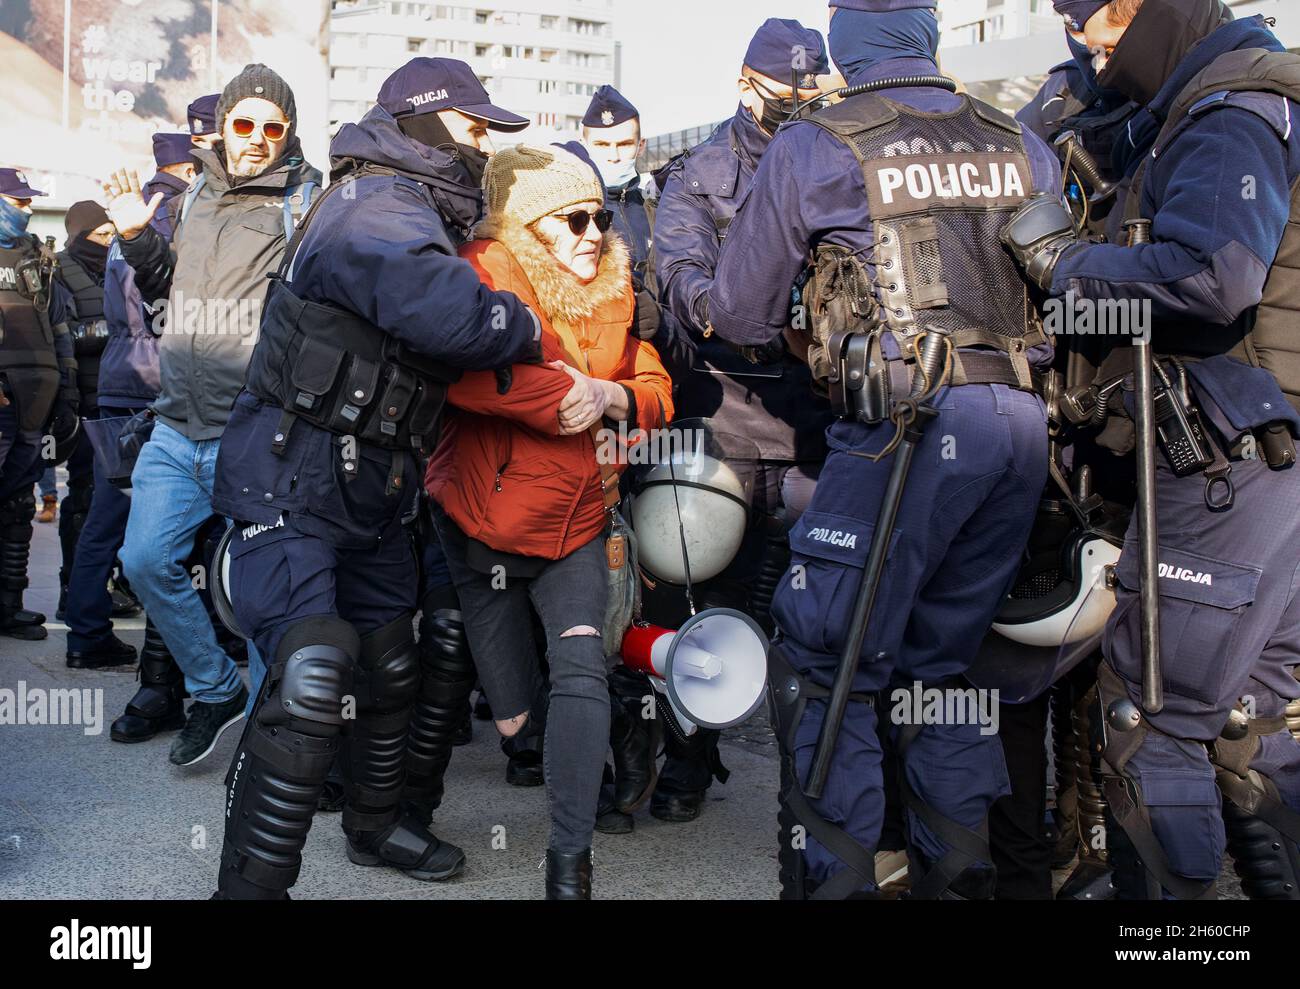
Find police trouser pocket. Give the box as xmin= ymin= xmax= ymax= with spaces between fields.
xmin=1113 ymin=543 xmax=1261 ymax=707
xmin=1138 ymin=768 xmax=1224 ymax=882
xmin=777 ymin=510 xmax=898 ymax=659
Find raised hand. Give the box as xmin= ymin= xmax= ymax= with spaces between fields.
xmin=101 ymin=168 xmax=164 ymax=241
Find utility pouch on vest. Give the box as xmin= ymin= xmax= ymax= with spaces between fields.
xmin=248 ymin=279 xmax=460 ymax=456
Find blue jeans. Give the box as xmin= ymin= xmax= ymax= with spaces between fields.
xmin=120 ymin=421 xmax=243 ymax=704
xmin=37 ymin=466 xmax=56 ymax=498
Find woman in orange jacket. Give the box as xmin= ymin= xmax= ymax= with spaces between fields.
xmin=425 ymin=144 xmax=673 ymax=898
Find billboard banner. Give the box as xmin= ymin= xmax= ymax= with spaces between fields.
xmin=0 ymin=0 xmax=330 ymax=211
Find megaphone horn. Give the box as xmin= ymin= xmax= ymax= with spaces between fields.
xmin=620 ymin=608 xmax=769 ymax=731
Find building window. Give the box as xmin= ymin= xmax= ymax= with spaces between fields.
xmin=407 ymin=38 xmax=422 ymax=53
xmin=541 ymin=15 xmax=558 ymax=30
xmin=475 ymin=9 xmax=488 ymax=24
xmin=475 ymin=43 xmax=489 ymax=57
xmin=540 ymin=48 xmax=557 ymax=63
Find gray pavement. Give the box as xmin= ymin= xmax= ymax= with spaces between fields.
xmin=0 ymin=482 xmax=1246 ymax=900
xmin=0 ymin=492 xmax=782 ymax=900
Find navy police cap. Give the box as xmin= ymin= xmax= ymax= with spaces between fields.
xmin=187 ymin=94 xmax=219 ymax=136
xmin=377 ymin=57 xmax=529 ymax=131
xmin=1052 ymin=0 xmax=1109 ymax=32
xmin=0 ymin=168 xmax=46 ymax=198
xmin=583 ymin=85 xmax=639 ymax=129
xmin=744 ymin=18 xmax=829 ymax=86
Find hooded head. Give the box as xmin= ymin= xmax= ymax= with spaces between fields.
xmin=1086 ymin=0 xmax=1231 ymax=105
xmin=63 ymin=200 xmax=113 ymax=276
xmin=827 ymin=1 xmax=941 ymax=83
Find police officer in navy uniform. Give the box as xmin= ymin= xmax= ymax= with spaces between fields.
xmin=0 ymin=168 xmax=78 ymax=641
xmin=707 ymin=0 xmax=1062 ymax=899
xmin=1002 ymin=0 xmax=1300 ymax=900
xmin=650 ymin=16 xmax=831 ymax=827
xmin=50 ymin=201 xmax=118 ymax=631
xmin=981 ymin=0 xmax=1149 ymax=900
xmin=210 ymin=58 xmax=543 ymax=899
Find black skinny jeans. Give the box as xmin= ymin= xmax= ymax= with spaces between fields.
xmin=434 ymin=507 xmax=610 ymax=854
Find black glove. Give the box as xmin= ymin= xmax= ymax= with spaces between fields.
xmin=47 ymin=398 xmax=80 ymax=445
xmin=739 ymin=335 xmax=788 ymax=365
xmin=1000 ymin=194 xmax=1080 ymax=291
xmin=494 ymin=367 xmax=514 ymax=395
xmin=632 ymin=287 xmax=662 ymax=341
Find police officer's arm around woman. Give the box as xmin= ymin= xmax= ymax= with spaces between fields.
xmin=425 ymin=144 xmax=674 ymax=899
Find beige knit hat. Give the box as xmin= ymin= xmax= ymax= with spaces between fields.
xmin=483 ymin=144 xmax=605 ymax=227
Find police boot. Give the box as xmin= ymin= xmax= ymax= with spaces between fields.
xmin=544 ymin=847 xmax=593 ymax=900
xmin=217 ymin=618 xmax=359 ymax=899
xmin=342 ymin=615 xmax=466 ymax=882
xmin=652 ymin=714 xmax=727 ymax=824
xmin=0 ymin=491 xmax=46 ymax=640
xmin=596 ymin=764 xmax=634 ymax=835
xmin=608 ymin=665 xmax=661 ymax=814
xmin=746 ymin=513 xmax=792 ymax=638
xmin=401 ymin=591 xmax=476 ymax=827
xmin=1222 ymin=789 xmax=1300 ymax=899
xmin=110 ymin=619 xmax=186 ymax=742
xmin=55 ymin=479 xmax=93 ymax=621
xmin=108 ymin=571 xmax=142 ymax=618
xmin=1058 ymin=683 xmax=1116 ymax=899
xmin=1050 ymin=682 xmax=1081 ymax=868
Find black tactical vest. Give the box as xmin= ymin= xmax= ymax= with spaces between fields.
xmin=803 ymin=92 xmax=1044 ymax=390
xmin=1124 ymin=48 xmax=1300 ymax=411
xmin=0 ymin=238 xmax=60 ymax=431
xmin=243 ymin=176 xmax=461 ymax=456
xmin=55 ymin=251 xmax=107 ymax=408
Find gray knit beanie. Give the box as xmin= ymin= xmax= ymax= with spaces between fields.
xmin=215 ymin=64 xmax=298 ymax=147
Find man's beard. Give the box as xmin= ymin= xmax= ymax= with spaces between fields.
xmin=227 ymin=153 xmax=272 ymax=178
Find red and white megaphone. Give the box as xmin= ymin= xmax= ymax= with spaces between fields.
xmin=621 ymin=608 xmax=768 ymax=733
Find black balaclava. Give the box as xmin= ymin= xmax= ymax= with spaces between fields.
xmin=64 ymin=200 xmax=111 ymax=278
xmin=397 ymin=111 xmax=488 ymax=188
xmin=1096 ymin=0 xmax=1226 ymax=105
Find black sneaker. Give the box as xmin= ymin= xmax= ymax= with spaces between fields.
xmin=169 ymin=686 xmax=248 ymax=767
xmin=66 ymin=633 xmax=138 ymax=670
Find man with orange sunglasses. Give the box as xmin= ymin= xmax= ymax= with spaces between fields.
xmin=102 ymin=64 xmax=322 ymax=771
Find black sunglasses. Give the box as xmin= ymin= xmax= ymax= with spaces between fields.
xmin=556 ymin=208 xmax=613 ymax=236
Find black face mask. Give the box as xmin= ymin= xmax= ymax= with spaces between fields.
xmin=748 ymin=77 xmax=798 ymax=135
xmin=1096 ymin=0 xmax=1227 ymax=106
xmin=456 ymin=144 xmax=489 ymax=188
xmin=68 ymin=234 xmax=109 ymax=278
xmin=398 ymin=112 xmax=488 ymax=188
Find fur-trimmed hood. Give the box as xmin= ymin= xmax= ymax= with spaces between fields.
xmin=471 ymin=213 xmax=631 ymax=325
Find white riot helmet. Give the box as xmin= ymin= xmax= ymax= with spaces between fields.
xmin=211 ymin=524 xmax=246 ymax=639
xmin=630 ymin=419 xmax=758 ymax=585
xmin=968 ymin=493 xmax=1126 ymax=702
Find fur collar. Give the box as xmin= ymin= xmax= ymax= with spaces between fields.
xmin=473 ymin=214 xmax=630 ymax=324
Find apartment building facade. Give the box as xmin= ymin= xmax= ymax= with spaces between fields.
xmin=329 ymin=0 xmax=617 ymax=139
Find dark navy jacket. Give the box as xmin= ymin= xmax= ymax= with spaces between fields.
xmin=98 ymin=171 xmax=188 ymax=410
xmin=212 ymin=105 xmax=541 ymax=548
xmin=655 ymin=103 xmax=833 ymax=463
xmin=707 ymin=57 xmax=1061 ymax=360
xmin=1052 ymin=17 xmax=1299 ymax=331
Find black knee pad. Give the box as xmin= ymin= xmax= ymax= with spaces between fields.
xmin=1222 ymin=797 xmax=1300 ymax=900
xmin=355 ymin=614 xmax=419 ymax=713
xmin=405 ymin=607 xmax=476 ymax=820
xmin=260 ymin=617 xmax=361 ymax=733
xmin=0 ymin=490 xmax=36 ymax=532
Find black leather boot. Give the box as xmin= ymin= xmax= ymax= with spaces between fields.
xmin=545 ymin=848 xmax=593 ymax=900
xmin=55 ymin=478 xmax=92 ymax=623
xmin=111 ymin=619 xmax=186 ymax=742
xmin=0 ymin=491 xmax=46 ymax=640
xmin=608 ymin=666 xmax=661 ymax=813
xmin=402 ymin=593 xmax=477 ymax=826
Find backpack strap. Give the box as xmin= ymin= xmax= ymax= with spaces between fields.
xmin=178 ymin=172 xmax=208 ymax=231
xmin=281 ymin=180 xmax=318 ymax=241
